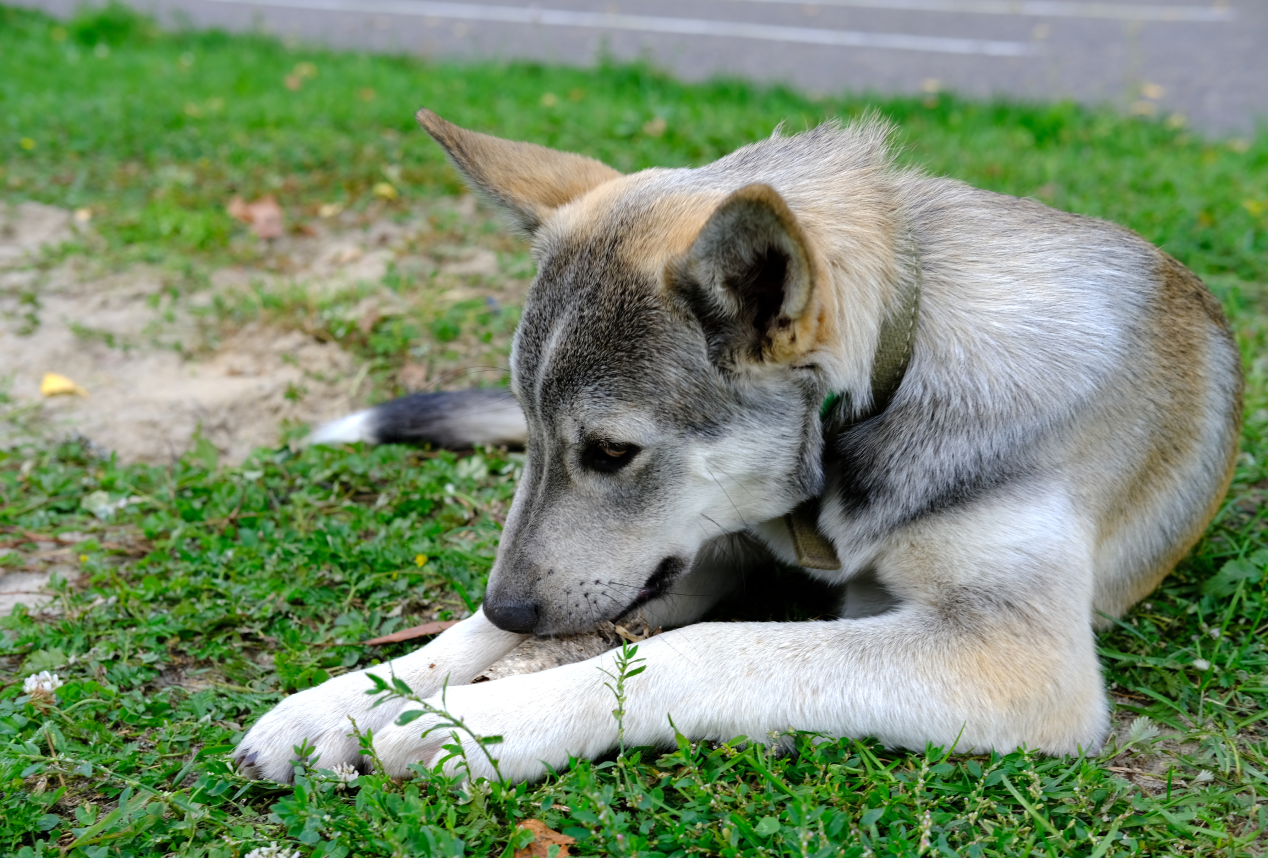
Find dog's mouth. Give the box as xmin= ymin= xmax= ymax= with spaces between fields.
xmin=617 ymin=555 xmax=686 ymax=619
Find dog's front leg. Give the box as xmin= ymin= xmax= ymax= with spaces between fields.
xmin=372 ymin=605 xmax=1106 ymax=782
xmin=236 ymin=607 xmax=525 ymax=782
xmin=369 ymin=494 xmax=1111 ymax=781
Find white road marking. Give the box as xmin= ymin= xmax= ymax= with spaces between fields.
xmin=198 ymin=0 xmax=1038 ymax=56
xmin=727 ymin=0 xmax=1235 ymax=23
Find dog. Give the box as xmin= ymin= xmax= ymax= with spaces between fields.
xmin=236 ymin=109 xmax=1243 ymax=784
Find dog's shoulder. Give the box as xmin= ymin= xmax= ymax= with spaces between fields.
xmin=818 ymin=167 xmax=1240 ymax=604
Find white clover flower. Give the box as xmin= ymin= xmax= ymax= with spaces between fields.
xmin=243 ymin=843 xmax=300 ymax=858
xmin=1193 ymin=658 xmax=1211 ymax=671
xmin=23 ymin=671 xmax=64 ymax=699
xmin=325 ymin=761 xmax=359 ymax=790
xmin=460 ymin=780 xmax=491 ymax=802
xmin=80 ymin=491 xmax=140 ymax=520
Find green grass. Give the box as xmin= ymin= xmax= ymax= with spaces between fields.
xmin=2 ymin=3 xmax=1268 ymax=857
xmin=3 ymin=3 xmax=1266 ymax=280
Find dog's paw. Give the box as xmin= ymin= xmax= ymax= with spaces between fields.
xmin=235 ymin=669 xmax=407 ymax=783
xmin=369 ymin=667 xmax=616 ymax=783
xmin=236 ymin=610 xmax=528 ymax=782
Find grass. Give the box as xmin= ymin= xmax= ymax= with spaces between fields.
xmin=1 ymin=2 xmax=1267 ymax=856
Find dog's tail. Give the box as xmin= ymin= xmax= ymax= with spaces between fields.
xmin=309 ymin=389 xmax=527 ymax=448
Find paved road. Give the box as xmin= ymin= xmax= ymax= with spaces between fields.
xmin=15 ymin=0 xmax=1267 ymax=134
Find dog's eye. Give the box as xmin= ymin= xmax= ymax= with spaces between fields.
xmin=582 ymin=440 xmax=640 ymax=473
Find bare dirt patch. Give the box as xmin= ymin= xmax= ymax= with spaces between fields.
xmin=0 ymin=197 xmax=527 ymax=466
xmin=0 ymin=222 xmax=357 ymax=465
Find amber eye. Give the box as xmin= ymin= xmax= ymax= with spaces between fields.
xmin=582 ymin=440 xmax=640 ymax=473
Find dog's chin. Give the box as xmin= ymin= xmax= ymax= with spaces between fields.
xmin=534 ymin=555 xmax=690 ymax=636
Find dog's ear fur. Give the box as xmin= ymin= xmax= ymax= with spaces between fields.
xmin=416 ymin=109 xmax=622 ymax=234
xmin=674 ymin=184 xmax=822 ymax=366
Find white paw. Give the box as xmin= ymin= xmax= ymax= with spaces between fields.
xmin=236 ymin=610 xmax=527 ymax=782
xmin=369 ymin=666 xmax=617 ymax=784
xmin=234 ymin=668 xmax=407 ymax=783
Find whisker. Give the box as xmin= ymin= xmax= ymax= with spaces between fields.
xmin=704 ymin=463 xmax=749 ymax=530
xmin=420 ymin=365 xmax=513 ymax=393
xmin=699 ymin=513 xmax=732 ymax=540
xmin=594 ymin=581 xmax=711 ymax=606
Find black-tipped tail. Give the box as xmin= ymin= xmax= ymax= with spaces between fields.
xmin=310 ymin=389 xmax=526 ymax=448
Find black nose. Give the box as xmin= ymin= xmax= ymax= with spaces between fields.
xmin=483 ymin=598 xmax=539 ymax=633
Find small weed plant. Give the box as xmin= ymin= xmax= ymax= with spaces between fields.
xmin=365 ymin=672 xmax=506 ymax=787
xmin=599 ymin=641 xmax=647 ymax=760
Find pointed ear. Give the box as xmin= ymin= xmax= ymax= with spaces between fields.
xmin=417 ymin=109 xmax=622 ymax=234
xmin=674 ymin=184 xmax=822 ymax=365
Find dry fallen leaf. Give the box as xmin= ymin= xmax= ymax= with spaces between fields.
xmin=513 ymin=820 xmax=575 ymax=858
xmin=365 ymin=619 xmax=460 ymax=645
xmin=226 ymin=195 xmax=285 ymax=239
xmin=41 ymin=372 xmax=87 ymax=397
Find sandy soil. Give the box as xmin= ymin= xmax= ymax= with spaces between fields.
xmin=0 ymin=198 xmax=519 ymax=466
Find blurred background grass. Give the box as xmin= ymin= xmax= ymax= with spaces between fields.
xmin=2 ymin=2 xmax=1265 ymax=282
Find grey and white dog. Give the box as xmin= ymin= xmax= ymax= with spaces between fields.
xmin=236 ymin=110 xmax=1242 ymax=783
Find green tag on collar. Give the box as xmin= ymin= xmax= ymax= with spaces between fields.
xmin=819 ymin=391 xmax=842 ymax=421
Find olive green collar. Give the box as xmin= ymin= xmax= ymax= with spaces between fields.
xmin=785 ymin=274 xmax=921 ymax=570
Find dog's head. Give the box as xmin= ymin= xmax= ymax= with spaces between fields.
xmin=420 ymin=111 xmax=837 ymax=634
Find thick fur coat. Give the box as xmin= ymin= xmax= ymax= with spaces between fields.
xmin=238 ymin=111 xmax=1242 ymax=783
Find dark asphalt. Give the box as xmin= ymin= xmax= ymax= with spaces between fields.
xmin=14 ymin=0 xmax=1267 ymax=134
